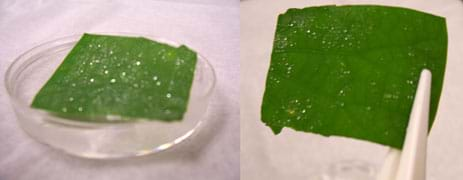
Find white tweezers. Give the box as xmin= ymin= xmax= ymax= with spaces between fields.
xmin=377 ymin=69 xmax=432 ymax=180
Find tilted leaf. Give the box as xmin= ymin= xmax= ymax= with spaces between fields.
xmin=262 ymin=5 xmax=447 ymax=149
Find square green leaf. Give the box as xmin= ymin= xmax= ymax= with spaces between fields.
xmin=262 ymin=5 xmax=447 ymax=149
xmin=32 ymin=33 xmax=197 ymax=122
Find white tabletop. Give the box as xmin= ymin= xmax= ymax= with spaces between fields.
xmin=0 ymin=0 xmax=239 ymax=180
xmin=241 ymin=0 xmax=463 ymax=179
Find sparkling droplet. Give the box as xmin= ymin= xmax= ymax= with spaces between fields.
xmin=156 ymin=81 xmax=161 ymax=86
xmin=90 ymin=78 xmax=94 ymax=83
xmin=97 ymin=44 xmax=101 ymax=48
xmin=306 ymin=29 xmax=311 ymax=33
xmin=287 ymin=109 xmax=296 ymax=115
xmin=110 ymin=79 xmax=116 ymax=83
xmin=109 ymin=50 xmax=113 ymax=55
xmin=121 ymin=72 xmax=126 ymax=76
xmin=135 ymin=61 xmax=141 ymax=66
xmin=339 ymin=90 xmax=345 ymax=96
xmin=153 ymin=76 xmax=158 ymax=81
xmin=104 ymin=70 xmax=109 ymax=74
xmin=302 ymin=109 xmax=306 ymax=113
xmin=166 ymin=93 xmax=172 ymax=98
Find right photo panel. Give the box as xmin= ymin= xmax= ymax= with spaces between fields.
xmin=241 ymin=0 xmax=463 ymax=179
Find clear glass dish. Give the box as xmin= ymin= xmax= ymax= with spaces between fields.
xmin=4 ymin=33 xmax=216 ymax=159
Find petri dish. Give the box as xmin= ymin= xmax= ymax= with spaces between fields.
xmin=4 ymin=33 xmax=216 ymax=159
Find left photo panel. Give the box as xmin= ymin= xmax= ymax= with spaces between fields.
xmin=0 ymin=0 xmax=239 ymax=180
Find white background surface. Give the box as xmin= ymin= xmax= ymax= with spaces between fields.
xmin=0 ymin=0 xmax=239 ymax=180
xmin=241 ymin=0 xmax=463 ymax=179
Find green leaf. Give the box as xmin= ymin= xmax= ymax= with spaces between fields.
xmin=261 ymin=5 xmax=447 ymax=149
xmin=32 ymin=33 xmax=197 ymax=122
